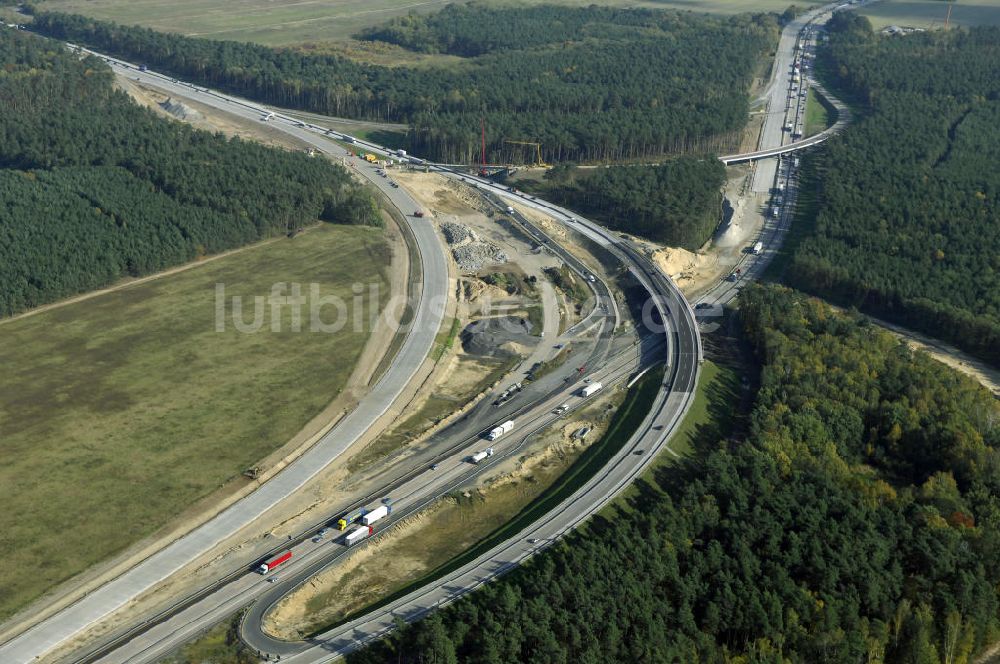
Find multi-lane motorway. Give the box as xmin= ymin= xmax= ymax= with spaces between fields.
xmin=0 ymin=59 xmax=457 ymax=664
xmin=0 ymin=47 xmax=696 ymax=664
xmin=0 ymin=3 xmax=860 ymax=660
xmin=700 ymin=2 xmax=858 ymax=309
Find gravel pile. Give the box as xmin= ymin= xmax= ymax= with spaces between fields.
xmin=453 ymin=242 xmax=508 ymax=272
xmin=442 ymin=221 xmax=508 ymax=271
xmin=461 ymin=317 xmax=534 ymax=358
xmin=441 ymin=221 xmax=475 ymax=246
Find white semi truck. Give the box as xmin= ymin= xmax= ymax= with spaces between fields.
xmin=362 ymin=505 xmax=391 ymax=526
xmin=487 ymin=420 xmax=515 ymax=441
xmin=580 ymin=382 xmax=603 ymax=397
xmin=345 ymin=526 xmax=372 ymax=547
xmin=470 ymin=448 xmax=495 ymax=464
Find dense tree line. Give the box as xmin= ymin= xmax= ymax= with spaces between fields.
xmin=787 ymin=14 xmax=1000 ymax=364
xmin=523 ymin=157 xmax=726 ymax=249
xmin=349 ymin=284 xmax=1000 ymax=663
xmin=0 ymin=28 xmax=376 ymax=317
xmin=29 ymin=5 xmax=775 ymax=164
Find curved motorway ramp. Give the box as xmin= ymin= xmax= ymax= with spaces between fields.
xmin=0 ymin=68 xmax=449 ymax=664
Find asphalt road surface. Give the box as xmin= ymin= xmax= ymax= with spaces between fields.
xmin=743 ymin=0 xmax=867 ymax=192
xmin=0 ymin=56 xmax=451 ymax=664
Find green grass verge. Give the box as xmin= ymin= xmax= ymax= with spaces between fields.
xmin=544 ymin=265 xmax=590 ymax=304
xmin=609 ymin=359 xmax=742 ymax=516
xmin=528 ymin=345 xmax=573 ymax=382
xmin=305 ymin=364 xmax=665 ymax=638
xmin=0 ymin=223 xmax=390 ymax=621
xmin=526 ymin=305 xmax=544 ymax=336
xmin=804 ymin=87 xmax=835 ymax=137
xmin=353 ymin=129 xmax=408 ymax=150
xmin=432 ymin=317 xmax=462 ymax=361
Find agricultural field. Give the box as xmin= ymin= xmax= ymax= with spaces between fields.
xmin=858 ymin=0 xmax=1000 ymax=28
xmin=0 ymin=224 xmax=390 ymax=620
xmin=36 ymin=0 xmax=824 ymax=46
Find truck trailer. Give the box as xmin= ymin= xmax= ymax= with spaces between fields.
xmin=753 ymin=241 xmax=763 ymax=255
xmin=470 ymin=448 xmax=495 ymax=464
xmin=487 ymin=420 xmax=515 ymax=441
xmin=258 ymin=551 xmax=292 ymax=575
xmin=362 ymin=505 xmax=391 ymax=526
xmin=345 ymin=526 xmax=373 ymax=547
xmin=337 ymin=508 xmax=367 ymax=530
xmin=580 ymin=382 xmax=603 ymax=397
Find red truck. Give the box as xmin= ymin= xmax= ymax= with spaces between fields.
xmin=257 ymin=551 xmax=292 ymax=575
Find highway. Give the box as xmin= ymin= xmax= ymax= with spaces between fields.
xmin=0 ymin=55 xmax=455 ymax=664
xmin=226 ymin=129 xmax=704 ymax=663
xmin=23 ymin=54 xmax=700 ymax=663
xmin=720 ymin=0 xmax=867 ymax=193
xmin=231 ymin=210 xmax=702 ymax=664
xmin=697 ymin=1 xmax=858 ymax=310
xmin=79 ymin=163 xmax=632 ymax=664
xmin=2 ymin=2 xmax=859 ymax=658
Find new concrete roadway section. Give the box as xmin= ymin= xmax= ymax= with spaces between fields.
xmin=0 ymin=59 xmax=451 ymax=664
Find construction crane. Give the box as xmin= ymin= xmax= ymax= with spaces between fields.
xmin=503 ymin=140 xmax=549 ymax=168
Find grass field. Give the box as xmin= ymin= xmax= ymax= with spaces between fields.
xmin=858 ymin=0 xmax=1000 ymax=28
xmin=0 ymin=224 xmax=390 ymax=621
xmin=36 ymin=0 xmax=826 ymax=46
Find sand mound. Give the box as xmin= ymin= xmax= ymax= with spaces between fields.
xmin=714 ymin=196 xmax=751 ymax=249
xmin=653 ymin=246 xmax=713 ymax=281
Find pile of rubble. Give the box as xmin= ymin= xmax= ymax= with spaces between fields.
xmin=441 ymin=221 xmax=508 ymax=271
xmin=453 ymin=243 xmax=508 ymax=271
xmin=441 ymin=221 xmax=474 ymax=246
